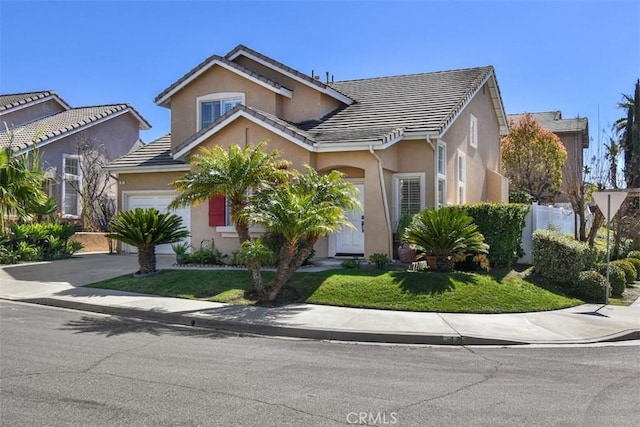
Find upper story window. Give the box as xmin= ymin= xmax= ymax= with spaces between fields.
xmin=470 ymin=114 xmax=478 ymax=148
xmin=197 ymin=92 xmax=244 ymax=130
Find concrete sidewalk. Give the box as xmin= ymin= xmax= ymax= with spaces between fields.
xmin=1 ymin=253 xmax=639 ymax=345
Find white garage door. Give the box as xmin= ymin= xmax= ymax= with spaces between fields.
xmin=125 ymin=193 xmax=191 ymax=254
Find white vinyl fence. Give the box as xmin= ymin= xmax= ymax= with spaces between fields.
xmin=519 ymin=203 xmax=587 ymax=264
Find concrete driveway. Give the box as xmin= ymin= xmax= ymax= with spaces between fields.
xmin=0 ymin=253 xmax=176 ymax=286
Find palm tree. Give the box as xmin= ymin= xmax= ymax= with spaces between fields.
xmin=169 ymin=142 xmax=286 ymax=244
xmin=604 ymin=136 xmax=620 ymax=188
xmin=0 ymin=146 xmax=48 ymax=236
xmin=404 ymin=207 xmax=489 ymax=272
xmin=106 ymin=208 xmax=189 ymax=275
xmin=615 ymin=80 xmax=640 ymax=188
xmin=248 ymin=167 xmax=360 ymax=301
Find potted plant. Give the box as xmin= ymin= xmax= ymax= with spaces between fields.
xmin=396 ymin=213 xmax=417 ymax=263
xmin=171 ymin=241 xmax=191 ymax=265
xmin=404 ymin=207 xmax=489 ymax=272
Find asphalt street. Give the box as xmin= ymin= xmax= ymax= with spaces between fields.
xmin=1 ymin=301 xmax=639 ymax=426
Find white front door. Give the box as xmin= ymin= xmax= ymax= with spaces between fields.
xmin=336 ymin=184 xmax=365 ymax=255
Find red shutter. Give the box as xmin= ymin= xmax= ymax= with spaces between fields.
xmin=208 ymin=196 xmax=226 ymax=226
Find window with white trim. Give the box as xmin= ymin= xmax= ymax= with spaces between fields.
xmin=197 ymin=92 xmax=244 ymax=130
xmin=470 ymin=114 xmax=478 ymax=148
xmin=393 ymin=173 xmax=425 ymax=225
xmin=437 ymin=141 xmax=447 ymax=207
xmin=62 ymin=155 xmax=81 ymax=216
xmin=457 ymin=151 xmax=466 ymax=204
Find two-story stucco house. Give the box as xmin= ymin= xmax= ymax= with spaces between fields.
xmin=107 ymin=45 xmax=509 ymax=258
xmin=0 ymin=91 xmax=150 ymax=224
xmin=506 ymin=111 xmax=589 ymax=203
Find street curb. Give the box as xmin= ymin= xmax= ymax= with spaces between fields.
xmin=9 ymin=297 xmax=640 ymax=346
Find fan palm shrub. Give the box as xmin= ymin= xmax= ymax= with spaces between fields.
xmin=106 ymin=208 xmax=189 ymax=275
xmin=404 ymin=207 xmax=489 ymax=272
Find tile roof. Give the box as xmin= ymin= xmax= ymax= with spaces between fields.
xmin=0 ymin=90 xmax=71 ymax=112
xmin=226 ymin=45 xmax=355 ymax=104
xmin=507 ymin=111 xmax=589 ymax=147
xmin=106 ymin=134 xmax=187 ymax=170
xmin=154 ymin=54 xmax=292 ymax=106
xmin=507 ymin=111 xmax=588 ymax=133
xmin=0 ymin=104 xmax=151 ymax=152
xmin=298 ymin=66 xmax=494 ymax=142
xmin=227 ymin=45 xmax=332 ymax=92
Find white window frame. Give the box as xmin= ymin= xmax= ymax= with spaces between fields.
xmin=437 ymin=141 xmax=447 ymax=207
xmin=457 ymin=150 xmax=466 ymax=204
xmin=392 ymin=173 xmax=425 ymax=226
xmin=62 ymin=154 xmax=82 ymax=217
xmin=196 ymin=92 xmax=245 ymax=131
xmin=470 ymin=114 xmax=478 ymax=148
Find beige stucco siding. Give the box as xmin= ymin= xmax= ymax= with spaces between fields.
xmin=233 ymin=56 xmax=343 ymax=123
xmin=556 ymin=132 xmax=583 ymax=202
xmin=195 ymin=117 xmax=314 ymax=170
xmin=168 ymin=66 xmax=278 ymax=150
xmin=441 ymin=81 xmax=502 ymax=204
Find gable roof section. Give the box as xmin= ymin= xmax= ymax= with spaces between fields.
xmin=155 ymin=54 xmax=293 ymax=107
xmin=106 ymin=133 xmax=188 ymax=173
xmin=226 ymin=44 xmax=354 ymax=106
xmin=173 ymin=104 xmax=316 ymax=159
xmin=507 ymin=111 xmax=589 ymax=148
xmin=0 ymin=104 xmax=151 ymax=153
xmin=304 ymin=66 xmax=506 ymax=141
xmin=0 ymin=90 xmax=71 ymax=113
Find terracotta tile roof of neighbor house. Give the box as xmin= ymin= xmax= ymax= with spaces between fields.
xmin=507 ymin=111 xmax=589 ymax=147
xmin=0 ymin=90 xmax=71 ymax=112
xmin=0 ymin=104 xmax=151 ymax=152
xmin=106 ymin=134 xmax=188 ymax=170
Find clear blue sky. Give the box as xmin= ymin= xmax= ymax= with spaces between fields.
xmin=2 ymin=0 xmax=639 ymax=160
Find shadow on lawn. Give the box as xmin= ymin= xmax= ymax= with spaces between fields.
xmin=393 ymin=271 xmax=479 ymax=296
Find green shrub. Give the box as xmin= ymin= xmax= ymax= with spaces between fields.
xmin=575 ymin=270 xmax=608 ymax=302
xmin=532 ymin=229 xmax=603 ymax=287
xmin=627 ymin=250 xmax=640 ymax=260
xmin=597 ymin=263 xmax=626 ymax=296
xmin=624 ymin=257 xmax=640 ymax=280
xmin=459 ymin=203 xmax=530 ymax=268
xmin=5 ymin=222 xmax=78 ymax=262
xmin=341 ymin=258 xmax=361 ymax=269
xmin=612 ymin=259 xmax=637 ymax=284
xmin=369 ymin=253 xmax=391 ymax=270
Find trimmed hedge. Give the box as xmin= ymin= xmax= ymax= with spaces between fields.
xmin=597 ymin=263 xmax=626 ymax=296
xmin=459 ymin=203 xmax=530 ymax=268
xmin=624 ymin=257 xmax=640 ymax=280
xmin=532 ymin=229 xmax=604 ymax=287
xmin=575 ymin=270 xmax=608 ymax=302
xmin=612 ymin=259 xmax=637 ymax=284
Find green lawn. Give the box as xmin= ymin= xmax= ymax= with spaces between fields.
xmin=89 ymin=267 xmax=585 ymax=313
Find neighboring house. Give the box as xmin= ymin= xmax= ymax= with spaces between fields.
xmin=0 ymin=90 xmax=151 ymax=224
xmin=106 ymin=45 xmax=509 ymax=257
xmin=506 ymin=111 xmax=589 ymax=203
